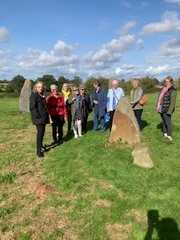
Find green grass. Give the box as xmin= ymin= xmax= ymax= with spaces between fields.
xmin=0 ymin=94 xmax=180 ymax=240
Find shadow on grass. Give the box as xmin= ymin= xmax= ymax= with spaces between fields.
xmin=144 ymin=209 xmax=180 ymax=240
xmin=142 ymin=120 xmax=150 ymax=129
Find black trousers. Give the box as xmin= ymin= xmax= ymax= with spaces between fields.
xmin=67 ymin=111 xmax=72 ymax=132
xmin=36 ymin=124 xmax=46 ymax=155
xmin=51 ymin=115 xmax=65 ymax=141
xmin=109 ymin=110 xmax=115 ymax=131
xmin=134 ymin=109 xmax=143 ymax=131
xmin=161 ymin=113 xmax=172 ymax=136
xmin=82 ymin=115 xmax=88 ymax=132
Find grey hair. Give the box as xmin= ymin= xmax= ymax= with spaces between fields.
xmin=32 ymin=81 xmax=44 ymax=93
xmin=50 ymin=84 xmax=58 ymax=91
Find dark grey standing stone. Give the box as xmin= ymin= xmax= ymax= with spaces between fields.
xmin=109 ymin=97 xmax=141 ymax=144
xmin=131 ymin=147 xmax=153 ymax=168
xmin=19 ymin=80 xmax=31 ymax=113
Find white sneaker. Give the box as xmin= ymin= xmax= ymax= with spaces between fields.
xmin=164 ymin=133 xmax=167 ymax=138
xmin=166 ymin=136 xmax=172 ymax=141
xmin=75 ymin=134 xmax=78 ymax=139
xmin=79 ymin=134 xmax=83 ymax=137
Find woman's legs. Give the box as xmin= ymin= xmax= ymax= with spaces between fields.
xmin=134 ymin=109 xmax=143 ymax=131
xmin=36 ymin=124 xmax=46 ymax=157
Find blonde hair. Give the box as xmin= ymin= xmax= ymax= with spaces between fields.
xmin=32 ymin=81 xmax=45 ymax=93
xmin=62 ymin=83 xmax=71 ymax=92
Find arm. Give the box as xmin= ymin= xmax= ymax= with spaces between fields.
xmin=167 ymin=90 xmax=177 ymax=115
xmin=131 ymin=89 xmax=143 ymax=105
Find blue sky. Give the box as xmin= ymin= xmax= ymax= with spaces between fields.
xmin=0 ymin=0 xmax=180 ymax=81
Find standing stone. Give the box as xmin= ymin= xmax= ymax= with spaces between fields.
xmin=109 ymin=97 xmax=141 ymax=144
xmin=131 ymin=147 xmax=153 ymax=168
xmin=19 ymin=80 xmax=31 ymax=113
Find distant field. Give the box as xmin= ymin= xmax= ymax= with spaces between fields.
xmin=0 ymin=93 xmax=180 ymax=240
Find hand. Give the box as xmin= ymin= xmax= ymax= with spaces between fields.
xmin=107 ymin=108 xmax=110 ymax=113
xmin=64 ymin=117 xmax=67 ymax=121
xmin=93 ymin=100 xmax=98 ymax=105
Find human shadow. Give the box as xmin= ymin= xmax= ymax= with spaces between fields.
xmin=142 ymin=120 xmax=150 ymax=130
xmin=144 ymin=209 xmax=180 ymax=240
xmin=156 ymin=122 xmax=163 ymax=130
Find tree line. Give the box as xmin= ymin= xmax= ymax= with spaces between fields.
xmin=0 ymin=74 xmax=179 ymax=96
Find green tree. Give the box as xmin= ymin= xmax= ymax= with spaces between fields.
xmin=57 ymin=76 xmax=69 ymax=91
xmin=6 ymin=75 xmax=26 ymax=93
xmin=69 ymin=76 xmax=82 ymax=87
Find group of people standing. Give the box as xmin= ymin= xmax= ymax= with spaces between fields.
xmin=30 ymin=82 xmax=92 ymax=157
xmin=30 ymin=76 xmax=177 ymax=158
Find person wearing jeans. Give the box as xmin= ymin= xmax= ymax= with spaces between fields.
xmin=92 ymin=81 xmax=107 ymax=132
xmin=107 ymin=78 xmax=125 ymax=131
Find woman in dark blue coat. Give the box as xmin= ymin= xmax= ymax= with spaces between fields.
xmin=30 ymin=81 xmax=49 ymax=157
xmin=92 ymin=81 xmax=107 ymax=132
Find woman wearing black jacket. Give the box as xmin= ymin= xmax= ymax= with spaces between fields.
xmin=30 ymin=81 xmax=49 ymax=157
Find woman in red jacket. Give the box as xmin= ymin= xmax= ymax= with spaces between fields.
xmin=46 ymin=84 xmax=67 ymax=144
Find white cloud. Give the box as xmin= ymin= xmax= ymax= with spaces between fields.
xmin=136 ymin=39 xmax=144 ymax=49
xmin=0 ymin=27 xmax=10 ymax=42
xmin=165 ymin=0 xmax=180 ymax=4
xmin=84 ymin=34 xmax=135 ymax=69
xmin=0 ymin=60 xmax=9 ymax=75
xmin=140 ymin=11 xmax=180 ymax=35
xmin=117 ymin=21 xmax=136 ymax=36
xmin=147 ymin=37 xmax=180 ymax=63
xmin=120 ymin=1 xmax=131 ymax=8
xmin=15 ymin=41 xmax=79 ymax=72
xmin=146 ymin=65 xmax=170 ymax=75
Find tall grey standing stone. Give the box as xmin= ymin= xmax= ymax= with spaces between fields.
xmin=109 ymin=97 xmax=141 ymax=144
xmin=19 ymin=80 xmax=31 ymax=113
xmin=131 ymin=147 xmax=153 ymax=168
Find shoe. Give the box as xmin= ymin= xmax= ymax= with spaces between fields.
xmin=74 ymin=135 xmax=78 ymax=139
xmin=79 ymin=134 xmax=83 ymax=137
xmin=164 ymin=133 xmax=167 ymax=138
xmin=51 ymin=140 xmax=58 ymax=145
xmin=58 ymin=139 xmax=65 ymax=144
xmin=37 ymin=152 xmax=44 ymax=158
xmin=166 ymin=136 xmax=172 ymax=141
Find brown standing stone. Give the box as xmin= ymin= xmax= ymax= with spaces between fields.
xmin=131 ymin=147 xmax=153 ymax=168
xmin=19 ymin=80 xmax=31 ymax=113
xmin=109 ymin=97 xmax=141 ymax=144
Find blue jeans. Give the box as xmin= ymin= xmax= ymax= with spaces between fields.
xmin=93 ymin=113 xmax=106 ymax=131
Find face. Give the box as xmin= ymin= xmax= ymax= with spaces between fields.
xmin=80 ymin=88 xmax=85 ymax=94
xmin=63 ymin=85 xmax=68 ymax=91
xmin=36 ymin=83 xmax=44 ymax=93
xmin=94 ymin=84 xmax=98 ymax=89
xmin=132 ymin=80 xmax=138 ymax=88
xmin=52 ymin=87 xmax=58 ymax=94
xmin=165 ymin=79 xmax=171 ymax=88
xmin=112 ymin=81 xmax=118 ymax=89
xmin=73 ymin=89 xmax=79 ymax=95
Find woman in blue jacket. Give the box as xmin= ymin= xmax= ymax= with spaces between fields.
xmin=92 ymin=81 xmax=107 ymax=132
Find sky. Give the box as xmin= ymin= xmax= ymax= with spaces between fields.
xmin=0 ymin=0 xmax=180 ymax=82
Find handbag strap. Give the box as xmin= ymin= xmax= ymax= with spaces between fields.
xmin=112 ymin=89 xmax=119 ymax=101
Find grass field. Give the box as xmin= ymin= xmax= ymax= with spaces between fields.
xmin=0 ymin=93 xmax=180 ymax=240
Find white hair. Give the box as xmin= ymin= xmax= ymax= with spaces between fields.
xmin=50 ymin=84 xmax=58 ymax=91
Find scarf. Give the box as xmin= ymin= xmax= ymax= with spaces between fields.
xmin=156 ymin=86 xmax=169 ymax=112
xmin=62 ymin=90 xmax=71 ymax=101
